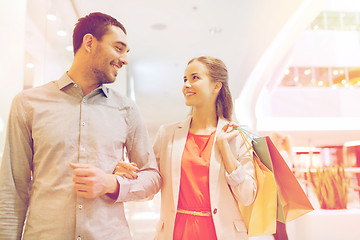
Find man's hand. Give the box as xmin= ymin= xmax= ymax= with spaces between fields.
xmin=69 ymin=162 xmax=119 ymax=198
xmin=114 ymin=161 xmax=139 ymax=179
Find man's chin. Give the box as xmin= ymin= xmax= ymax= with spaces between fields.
xmin=104 ymin=74 xmax=117 ymax=84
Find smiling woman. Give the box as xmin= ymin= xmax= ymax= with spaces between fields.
xmin=116 ymin=56 xmax=257 ymax=240
xmin=152 ymin=56 xmax=257 ymax=239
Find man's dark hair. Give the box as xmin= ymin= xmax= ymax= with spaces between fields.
xmin=72 ymin=12 xmax=126 ymax=54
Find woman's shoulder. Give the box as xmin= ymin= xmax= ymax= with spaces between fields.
xmin=158 ymin=118 xmax=190 ymax=132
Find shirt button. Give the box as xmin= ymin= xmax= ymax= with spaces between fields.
xmin=81 ymin=122 xmax=85 ymax=126
xmin=82 ymin=99 xmax=86 ymax=103
xmin=77 ymin=237 xmax=81 ymax=240
xmin=213 ymin=208 xmax=217 ymax=214
xmin=78 ymin=204 xmax=83 ymax=209
xmin=74 ymin=83 xmax=78 ymax=87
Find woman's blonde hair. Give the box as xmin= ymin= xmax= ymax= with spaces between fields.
xmin=188 ymin=56 xmax=233 ymax=121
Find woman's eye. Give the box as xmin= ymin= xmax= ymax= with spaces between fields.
xmin=193 ymin=76 xmax=199 ymax=80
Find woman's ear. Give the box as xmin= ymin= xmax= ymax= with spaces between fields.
xmin=214 ymin=82 xmax=222 ymax=94
xmin=83 ymin=33 xmax=94 ymax=53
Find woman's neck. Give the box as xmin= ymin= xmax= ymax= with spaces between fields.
xmin=190 ymin=107 xmax=218 ymax=135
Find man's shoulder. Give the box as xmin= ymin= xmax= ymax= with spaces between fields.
xmin=105 ymin=87 xmax=136 ymax=109
xmin=14 ymin=81 xmax=57 ymax=101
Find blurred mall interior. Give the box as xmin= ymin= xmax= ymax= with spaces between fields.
xmin=1 ymin=0 xmax=360 ymax=239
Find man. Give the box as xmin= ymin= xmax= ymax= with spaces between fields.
xmin=0 ymin=12 xmax=161 ymax=240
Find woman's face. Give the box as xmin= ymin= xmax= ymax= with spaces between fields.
xmin=182 ymin=61 xmax=219 ymax=108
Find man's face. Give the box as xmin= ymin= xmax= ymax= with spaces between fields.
xmin=90 ymin=25 xmax=129 ymax=84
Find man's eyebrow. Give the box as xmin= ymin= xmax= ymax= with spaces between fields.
xmin=116 ymin=41 xmax=130 ymax=52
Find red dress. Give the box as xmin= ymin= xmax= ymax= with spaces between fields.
xmin=173 ymin=131 xmax=217 ymax=240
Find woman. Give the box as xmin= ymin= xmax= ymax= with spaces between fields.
xmin=117 ymin=56 xmax=257 ymax=239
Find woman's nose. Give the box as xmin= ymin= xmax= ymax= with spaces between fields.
xmin=184 ymin=80 xmax=191 ymax=88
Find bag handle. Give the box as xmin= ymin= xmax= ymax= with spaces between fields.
xmin=236 ymin=128 xmax=261 ymax=164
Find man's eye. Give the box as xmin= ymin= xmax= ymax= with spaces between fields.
xmin=116 ymin=47 xmax=123 ymax=52
xmin=193 ymin=76 xmax=199 ymax=80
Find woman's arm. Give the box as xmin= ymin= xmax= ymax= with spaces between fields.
xmin=216 ymin=124 xmax=257 ymax=206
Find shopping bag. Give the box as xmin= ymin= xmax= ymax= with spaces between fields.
xmin=236 ymin=130 xmax=277 ymax=237
xmin=253 ymin=136 xmax=314 ymax=223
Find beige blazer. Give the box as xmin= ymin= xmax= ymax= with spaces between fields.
xmin=153 ymin=117 xmax=257 ymax=240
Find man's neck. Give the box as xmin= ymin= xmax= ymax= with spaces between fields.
xmin=67 ymin=65 xmax=100 ymax=96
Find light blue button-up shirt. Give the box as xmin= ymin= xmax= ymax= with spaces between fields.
xmin=0 ymin=73 xmax=162 ymax=240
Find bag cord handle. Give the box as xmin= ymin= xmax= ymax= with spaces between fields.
xmin=236 ymin=128 xmax=261 ymax=164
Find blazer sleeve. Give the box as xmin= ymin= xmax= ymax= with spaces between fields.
xmin=153 ymin=125 xmax=163 ymax=170
xmin=227 ymin=134 xmax=257 ymax=206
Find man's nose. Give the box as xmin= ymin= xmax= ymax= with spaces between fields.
xmin=119 ymin=53 xmax=128 ymax=66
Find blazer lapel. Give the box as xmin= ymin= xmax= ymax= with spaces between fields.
xmin=209 ymin=118 xmax=228 ymax=200
xmin=171 ymin=117 xmax=191 ymax=210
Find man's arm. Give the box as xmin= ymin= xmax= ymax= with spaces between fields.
xmin=0 ymin=93 xmax=32 ymax=239
xmin=70 ymin=162 xmax=120 ymax=199
xmin=70 ymin=103 xmax=162 ymax=202
xmin=114 ymin=104 xmax=162 ymax=202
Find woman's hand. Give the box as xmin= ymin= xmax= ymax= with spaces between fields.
xmin=216 ymin=123 xmax=240 ymax=146
xmin=114 ymin=161 xmax=139 ymax=179
xmin=216 ymin=123 xmax=240 ymax=174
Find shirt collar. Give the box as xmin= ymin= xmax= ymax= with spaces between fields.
xmin=57 ymin=73 xmax=73 ymax=89
xmin=57 ymin=73 xmax=109 ymax=98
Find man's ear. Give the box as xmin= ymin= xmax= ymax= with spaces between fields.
xmin=83 ymin=33 xmax=95 ymax=53
xmin=214 ymin=82 xmax=222 ymax=93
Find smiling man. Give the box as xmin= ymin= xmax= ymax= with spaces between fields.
xmin=0 ymin=12 xmax=161 ymax=240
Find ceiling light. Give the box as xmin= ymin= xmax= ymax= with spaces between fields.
xmin=313 ymin=25 xmax=319 ymax=30
xmin=333 ymin=70 xmax=339 ymax=75
xmin=46 ymin=14 xmax=57 ymax=21
xmin=341 ymin=79 xmax=346 ymax=84
xmin=285 ymin=69 xmax=290 ymax=75
xmin=57 ymin=30 xmax=67 ymax=37
xmin=304 ymin=69 xmax=311 ymax=75
xmin=293 ymin=76 xmax=298 ymax=82
xmin=66 ymin=45 xmax=73 ymax=52
xmin=209 ymin=27 xmax=222 ymax=35
xmin=26 ymin=63 xmax=34 ymax=68
xmin=0 ymin=117 xmax=3 ymax=132
xmin=151 ymin=23 xmax=167 ymax=31
xmin=317 ymin=81 xmax=324 ymax=86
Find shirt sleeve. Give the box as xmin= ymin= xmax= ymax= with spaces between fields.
xmin=227 ymin=134 xmax=257 ymax=206
xmin=225 ymin=162 xmax=246 ymax=186
xmin=113 ymin=103 xmax=162 ymax=203
xmin=0 ymin=93 xmax=32 ymax=239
